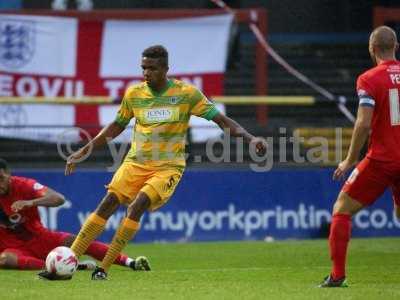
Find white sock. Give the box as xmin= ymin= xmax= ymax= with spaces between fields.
xmin=125 ymin=257 xmax=134 ymax=267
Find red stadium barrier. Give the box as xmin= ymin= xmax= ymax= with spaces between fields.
xmin=373 ymin=6 xmax=400 ymax=27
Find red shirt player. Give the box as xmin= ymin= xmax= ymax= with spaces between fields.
xmin=0 ymin=158 xmax=150 ymax=278
xmin=320 ymin=26 xmax=400 ymax=287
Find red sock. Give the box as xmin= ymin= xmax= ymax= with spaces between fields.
xmin=329 ymin=213 xmax=351 ymax=279
xmin=17 ymin=256 xmax=45 ymax=270
xmin=85 ymin=240 xmax=128 ymax=266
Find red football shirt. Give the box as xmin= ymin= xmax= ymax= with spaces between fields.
xmin=356 ymin=60 xmax=400 ymax=162
xmin=0 ymin=176 xmax=48 ymax=249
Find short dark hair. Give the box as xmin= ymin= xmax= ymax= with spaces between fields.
xmin=142 ymin=45 xmax=168 ymax=67
xmin=0 ymin=158 xmax=9 ymax=172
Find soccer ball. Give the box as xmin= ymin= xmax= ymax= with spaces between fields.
xmin=45 ymin=246 xmax=78 ymax=277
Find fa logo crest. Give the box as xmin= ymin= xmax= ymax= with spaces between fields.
xmin=169 ymin=97 xmax=179 ymax=104
xmin=0 ymin=19 xmax=35 ymax=69
xmin=0 ymin=105 xmax=28 ymax=127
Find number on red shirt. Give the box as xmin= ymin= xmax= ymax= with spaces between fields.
xmin=389 ymin=88 xmax=400 ymax=126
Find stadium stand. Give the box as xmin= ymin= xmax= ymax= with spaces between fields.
xmin=0 ymin=32 xmax=369 ymax=168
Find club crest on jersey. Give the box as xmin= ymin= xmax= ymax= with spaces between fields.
xmin=0 ymin=19 xmax=35 ymax=69
xmin=33 ymin=182 xmax=44 ymax=191
xmin=169 ymin=97 xmax=179 ymax=104
xmin=357 ymin=89 xmax=368 ymax=97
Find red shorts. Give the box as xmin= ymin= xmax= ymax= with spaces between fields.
xmin=342 ymin=157 xmax=400 ymax=206
xmin=0 ymin=230 xmax=70 ymax=260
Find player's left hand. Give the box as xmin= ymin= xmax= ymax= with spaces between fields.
xmin=250 ymin=137 xmax=268 ymax=156
xmin=11 ymin=200 xmax=34 ymax=212
xmin=333 ymin=158 xmax=356 ymax=181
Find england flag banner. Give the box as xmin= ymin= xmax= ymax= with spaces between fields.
xmin=0 ymin=15 xmax=79 ymax=96
xmin=0 ymin=13 xmax=232 ymax=143
xmin=0 ymin=13 xmax=232 ymax=97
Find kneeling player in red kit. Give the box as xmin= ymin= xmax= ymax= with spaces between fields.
xmin=0 ymin=158 xmax=150 ymax=279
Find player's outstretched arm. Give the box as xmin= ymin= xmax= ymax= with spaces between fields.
xmin=65 ymin=121 xmax=125 ymax=175
xmin=333 ymin=106 xmax=373 ymax=180
xmin=11 ymin=188 xmax=65 ymax=212
xmin=212 ymin=113 xmax=267 ymax=156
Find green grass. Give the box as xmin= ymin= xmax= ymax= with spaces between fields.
xmin=1 ymin=238 xmax=400 ymax=300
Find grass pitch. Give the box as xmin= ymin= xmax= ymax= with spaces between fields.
xmin=1 ymin=238 xmax=399 ymax=300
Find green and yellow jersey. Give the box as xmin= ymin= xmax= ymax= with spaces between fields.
xmin=115 ymin=79 xmax=219 ymax=169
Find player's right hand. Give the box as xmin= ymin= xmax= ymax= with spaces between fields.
xmin=333 ymin=159 xmax=356 ymax=181
xmin=11 ymin=200 xmax=33 ymax=212
xmin=65 ymin=148 xmax=87 ymax=176
xmin=250 ymin=137 xmax=268 ymax=157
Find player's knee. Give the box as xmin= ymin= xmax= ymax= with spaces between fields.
xmin=333 ymin=200 xmax=348 ymax=215
xmin=95 ymin=192 xmax=120 ymax=219
xmin=332 ymin=192 xmax=363 ymax=216
xmin=127 ymin=193 xmax=151 ymax=221
xmin=0 ymin=252 xmax=13 ymax=268
xmin=395 ymin=206 xmax=400 ymax=219
xmin=0 ymin=253 xmax=7 ymax=268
